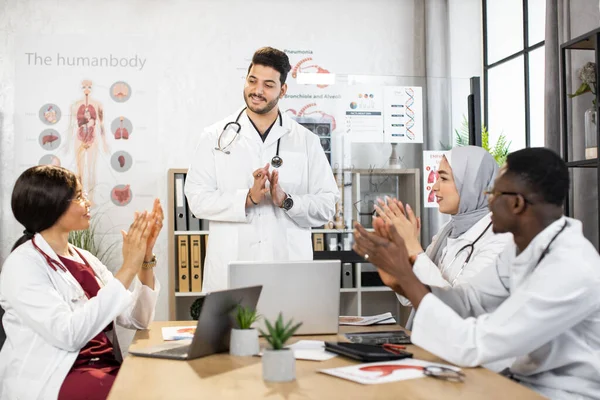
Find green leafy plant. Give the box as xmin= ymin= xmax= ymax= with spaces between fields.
xmin=235 ymin=305 xmax=260 ymax=329
xmin=190 ymin=297 xmax=205 ymax=320
xmin=68 ymin=213 xmax=117 ymax=264
xmin=258 ymin=313 xmax=302 ymax=350
xmin=568 ymin=62 xmax=597 ymax=107
xmin=450 ymin=116 xmax=511 ymax=166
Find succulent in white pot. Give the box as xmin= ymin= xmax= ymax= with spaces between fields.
xmin=259 ymin=313 xmax=303 ymax=382
xmin=229 ymin=305 xmax=260 ymax=357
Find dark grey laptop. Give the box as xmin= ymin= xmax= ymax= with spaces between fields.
xmin=129 ymin=285 xmax=262 ymax=360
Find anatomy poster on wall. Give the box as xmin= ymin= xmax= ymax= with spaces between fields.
xmin=383 ymin=86 xmax=423 ymax=143
xmin=14 ymin=35 xmax=157 ymax=233
xmin=423 ymin=151 xmax=450 ymax=208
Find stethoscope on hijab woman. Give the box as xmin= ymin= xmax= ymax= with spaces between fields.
xmin=440 ymin=221 xmax=492 ymax=285
xmin=214 ymin=107 xmax=284 ymax=168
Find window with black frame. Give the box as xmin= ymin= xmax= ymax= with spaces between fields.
xmin=483 ymin=0 xmax=546 ymax=151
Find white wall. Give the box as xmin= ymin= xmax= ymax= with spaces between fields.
xmin=0 ymin=0 xmax=484 ymax=323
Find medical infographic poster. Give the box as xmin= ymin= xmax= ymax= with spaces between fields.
xmin=383 ymin=86 xmax=423 ymax=143
xmin=14 ymin=35 xmax=157 ymax=233
xmin=423 ymin=151 xmax=450 ymax=208
xmin=343 ymin=86 xmax=384 ymax=144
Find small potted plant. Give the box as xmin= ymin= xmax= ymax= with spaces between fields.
xmin=259 ymin=313 xmax=302 ymax=382
xmin=229 ymin=305 xmax=261 ymax=356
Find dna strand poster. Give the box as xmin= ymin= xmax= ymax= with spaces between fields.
xmin=423 ymin=151 xmax=450 ymax=208
xmin=383 ymin=86 xmax=423 ymax=143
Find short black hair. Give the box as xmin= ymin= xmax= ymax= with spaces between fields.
xmin=505 ymin=147 xmax=569 ymax=206
xmin=11 ymin=165 xmax=78 ymax=251
xmin=247 ymin=47 xmax=291 ymax=85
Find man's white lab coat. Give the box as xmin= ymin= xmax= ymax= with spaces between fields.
xmin=185 ymin=109 xmax=339 ymax=292
xmin=411 ymin=217 xmax=600 ymax=399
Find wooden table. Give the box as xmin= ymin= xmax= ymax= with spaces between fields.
xmin=109 ymin=321 xmax=544 ymax=400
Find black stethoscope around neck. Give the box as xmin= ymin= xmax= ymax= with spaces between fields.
xmin=214 ymin=107 xmax=284 ymax=168
xmin=442 ymin=221 xmax=492 ymax=285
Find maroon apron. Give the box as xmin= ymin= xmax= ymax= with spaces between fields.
xmin=57 ymin=252 xmax=120 ymax=400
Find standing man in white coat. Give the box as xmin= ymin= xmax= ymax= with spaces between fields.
xmin=185 ymin=47 xmax=339 ymax=292
xmin=353 ymin=148 xmax=600 ymax=399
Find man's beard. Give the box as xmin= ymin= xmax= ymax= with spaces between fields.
xmin=245 ymin=93 xmax=279 ymax=115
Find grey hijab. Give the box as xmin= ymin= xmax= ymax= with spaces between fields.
xmin=426 ymin=146 xmax=499 ymax=264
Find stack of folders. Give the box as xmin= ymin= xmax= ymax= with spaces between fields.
xmin=174 ymin=173 xmax=208 ymax=293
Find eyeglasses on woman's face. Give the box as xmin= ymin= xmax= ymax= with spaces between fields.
xmin=71 ymin=191 xmax=89 ymax=203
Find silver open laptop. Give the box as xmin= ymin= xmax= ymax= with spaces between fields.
xmin=129 ymin=286 xmax=262 ymax=360
xmin=228 ymin=260 xmax=341 ymax=335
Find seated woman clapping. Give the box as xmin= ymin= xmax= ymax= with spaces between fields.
xmin=376 ymin=146 xmax=511 ymax=303
xmin=0 ymin=165 xmax=163 ymax=400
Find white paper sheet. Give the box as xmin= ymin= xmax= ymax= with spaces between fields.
xmin=320 ymin=359 xmax=462 ymax=385
xmin=339 ymin=312 xmax=395 ymax=326
xmin=161 ymin=326 xmax=196 ymax=341
xmin=258 ymin=340 xmax=338 ymax=361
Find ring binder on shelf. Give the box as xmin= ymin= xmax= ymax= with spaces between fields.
xmin=177 ymin=235 xmax=190 ymax=292
xmin=175 ymin=173 xmax=189 ymax=231
xmin=190 ymin=235 xmax=202 ymax=292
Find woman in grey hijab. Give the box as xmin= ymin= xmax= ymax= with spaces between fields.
xmin=377 ymin=145 xmax=512 ymax=297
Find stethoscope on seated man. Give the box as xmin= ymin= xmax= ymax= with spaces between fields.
xmin=442 ymin=218 xmax=569 ymax=286
xmin=214 ymin=107 xmax=284 ymax=168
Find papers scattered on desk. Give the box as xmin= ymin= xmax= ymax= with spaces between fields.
xmin=258 ymin=340 xmax=338 ymax=361
xmin=339 ymin=312 xmax=396 ymax=326
xmin=320 ymin=359 xmax=461 ymax=385
xmin=161 ymin=326 xmax=196 ymax=341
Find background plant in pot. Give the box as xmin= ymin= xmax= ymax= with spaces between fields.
xmin=68 ymin=211 xmax=118 ymax=265
xmin=229 ymin=305 xmax=261 ymax=356
xmin=259 ymin=313 xmax=302 ymax=382
xmin=568 ymin=62 xmax=598 ymax=159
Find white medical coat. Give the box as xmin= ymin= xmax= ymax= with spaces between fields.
xmin=0 ymin=234 xmax=160 ymax=400
xmin=412 ymin=217 xmax=600 ymax=399
xmin=185 ymin=109 xmax=339 ymax=292
xmin=399 ymin=213 xmax=512 ymax=306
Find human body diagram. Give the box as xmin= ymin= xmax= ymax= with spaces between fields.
xmin=66 ymin=80 xmax=109 ymax=201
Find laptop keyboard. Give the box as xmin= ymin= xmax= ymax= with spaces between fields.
xmin=154 ymin=345 xmax=190 ymax=357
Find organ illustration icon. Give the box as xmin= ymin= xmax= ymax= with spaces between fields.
xmin=39 ymin=154 xmax=61 ymax=167
xmin=428 ymin=188 xmax=435 ymax=203
xmin=39 ymin=103 xmax=61 ymax=125
xmin=39 ymin=129 xmax=61 ymax=150
xmin=291 ymin=58 xmax=331 ymax=88
xmin=68 ymin=80 xmax=109 ymax=200
xmin=110 ymin=150 xmax=132 ymax=172
xmin=112 ymin=116 xmax=133 ymax=140
xmin=111 ymin=184 xmax=132 ymax=206
xmin=427 ymin=167 xmax=439 ymax=184
xmin=110 ymin=81 xmax=132 ymax=103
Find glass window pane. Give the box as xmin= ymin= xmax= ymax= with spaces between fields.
xmin=487 ymin=56 xmax=526 ymax=151
xmin=486 ymin=0 xmax=524 ymax=64
xmin=529 ymin=46 xmax=545 ymax=147
xmin=528 ymin=0 xmax=546 ymax=46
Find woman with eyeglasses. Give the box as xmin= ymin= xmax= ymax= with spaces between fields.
xmin=376 ymin=146 xmax=512 ymax=320
xmin=0 ymin=165 xmax=163 ymax=399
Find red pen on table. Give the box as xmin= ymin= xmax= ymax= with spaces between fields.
xmin=382 ymin=343 xmax=406 ymax=354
